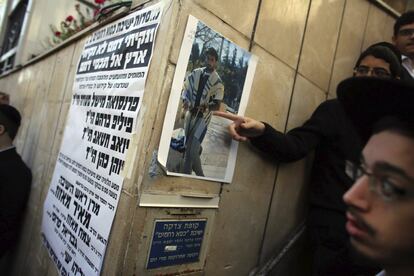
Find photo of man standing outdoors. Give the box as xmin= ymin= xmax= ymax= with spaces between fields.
xmin=180 ymin=47 xmax=224 ymax=176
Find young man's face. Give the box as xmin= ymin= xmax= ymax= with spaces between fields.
xmin=343 ymin=131 xmax=414 ymax=267
xmin=393 ymin=22 xmax=414 ymax=58
xmin=354 ymin=55 xmax=391 ymax=78
xmin=205 ymin=54 xmax=217 ymax=72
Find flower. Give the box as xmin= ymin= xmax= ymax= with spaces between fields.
xmin=49 ymin=1 xmax=108 ymax=46
xmin=93 ymin=8 xmax=101 ymax=17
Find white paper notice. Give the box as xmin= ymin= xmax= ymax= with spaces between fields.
xmin=157 ymin=15 xmax=257 ymax=183
xmin=41 ymin=2 xmax=163 ymax=275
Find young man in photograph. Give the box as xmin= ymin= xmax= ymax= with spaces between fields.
xmin=180 ymin=47 xmax=224 ymax=176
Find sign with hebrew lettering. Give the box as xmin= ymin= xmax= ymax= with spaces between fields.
xmin=41 ymin=2 xmax=163 ymax=275
xmin=146 ymin=220 xmax=207 ymax=269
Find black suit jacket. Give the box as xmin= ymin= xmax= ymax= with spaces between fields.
xmin=250 ymin=99 xmax=362 ymax=214
xmin=0 ymin=147 xmax=31 ymax=257
xmin=401 ymin=65 xmax=414 ymax=85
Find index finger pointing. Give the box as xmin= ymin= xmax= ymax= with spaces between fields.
xmin=213 ymin=111 xmax=243 ymax=122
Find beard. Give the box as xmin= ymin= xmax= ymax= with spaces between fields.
xmin=348 ymin=241 xmax=379 ymax=268
xmin=205 ymin=65 xmax=214 ymax=72
xmin=351 ymin=242 xmax=385 ymax=276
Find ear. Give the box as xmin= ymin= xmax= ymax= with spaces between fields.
xmin=392 ymin=35 xmax=397 ymax=45
xmin=0 ymin=125 xmax=5 ymax=135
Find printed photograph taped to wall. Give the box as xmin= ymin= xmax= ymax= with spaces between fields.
xmin=158 ymin=16 xmax=257 ymax=183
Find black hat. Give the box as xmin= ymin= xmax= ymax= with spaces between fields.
xmin=337 ymin=77 xmax=414 ymax=142
xmin=0 ymin=104 xmax=21 ymax=140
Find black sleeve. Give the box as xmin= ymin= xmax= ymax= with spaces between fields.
xmin=250 ymin=100 xmax=337 ymax=162
xmin=0 ymin=159 xmax=31 ymax=254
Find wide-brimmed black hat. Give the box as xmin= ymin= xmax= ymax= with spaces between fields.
xmin=337 ymin=77 xmax=414 ymax=142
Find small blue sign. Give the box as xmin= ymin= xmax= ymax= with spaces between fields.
xmin=146 ymin=219 xmax=207 ymax=269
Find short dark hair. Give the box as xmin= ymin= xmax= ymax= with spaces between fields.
xmin=373 ymin=116 xmax=414 ymax=140
xmin=355 ymin=45 xmax=402 ymax=78
xmin=205 ymin=47 xmax=219 ymax=61
xmin=394 ymin=10 xmax=414 ymax=35
xmin=366 ymin=42 xmax=402 ymax=63
xmin=0 ymin=104 xmax=21 ymax=140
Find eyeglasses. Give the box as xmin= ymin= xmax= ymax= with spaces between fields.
xmin=353 ymin=66 xmax=391 ymax=78
xmin=398 ymin=28 xmax=414 ymax=37
xmin=345 ymin=161 xmax=414 ymax=202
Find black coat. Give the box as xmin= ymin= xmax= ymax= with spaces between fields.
xmin=250 ymin=99 xmax=362 ymax=214
xmin=250 ymin=100 xmax=372 ymax=274
xmin=250 ymin=99 xmax=382 ymax=275
xmin=0 ymin=147 xmax=31 ymax=257
xmin=401 ymin=66 xmax=414 ymax=86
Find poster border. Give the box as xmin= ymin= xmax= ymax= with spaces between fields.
xmin=157 ymin=15 xmax=257 ymax=183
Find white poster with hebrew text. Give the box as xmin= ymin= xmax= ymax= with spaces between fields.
xmin=41 ymin=2 xmax=163 ymax=275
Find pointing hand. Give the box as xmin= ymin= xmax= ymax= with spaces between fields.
xmin=213 ymin=111 xmax=265 ymax=142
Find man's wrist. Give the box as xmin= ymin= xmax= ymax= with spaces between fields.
xmin=258 ymin=122 xmax=265 ymax=134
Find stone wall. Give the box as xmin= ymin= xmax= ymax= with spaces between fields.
xmin=0 ymin=0 xmax=395 ymax=275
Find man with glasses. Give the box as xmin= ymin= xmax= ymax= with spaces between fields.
xmin=353 ymin=44 xmax=401 ymax=79
xmin=393 ymin=11 xmax=414 ymax=81
xmin=337 ymin=77 xmax=414 ymax=276
xmin=213 ymin=45 xmax=401 ymax=275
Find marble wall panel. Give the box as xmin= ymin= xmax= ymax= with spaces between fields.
xmin=255 ymin=0 xmax=310 ymax=69
xmin=20 ymin=57 xmax=56 ymax=167
xmin=286 ymin=74 xmax=327 ymax=131
xmin=298 ymin=0 xmax=345 ymax=91
xmin=46 ymin=45 xmax=75 ymax=103
xmin=258 ymin=74 xmax=325 ymax=264
xmin=362 ymin=3 xmax=395 ymax=50
xmin=246 ymin=45 xmax=295 ymax=131
xmin=259 ymin=158 xmax=312 ymax=264
xmin=328 ymin=0 xmax=370 ymax=99
xmin=194 ymin=0 xmax=259 ymax=38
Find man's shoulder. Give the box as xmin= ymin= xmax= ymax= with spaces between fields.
xmin=315 ymin=99 xmax=342 ymax=113
xmin=191 ymin=67 xmax=206 ymax=74
xmin=212 ymin=70 xmax=222 ymax=79
xmin=309 ymin=99 xmax=348 ymax=126
xmin=209 ymin=70 xmax=223 ymax=84
xmin=0 ymin=148 xmax=31 ymax=181
xmin=321 ymin=98 xmax=339 ymax=105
